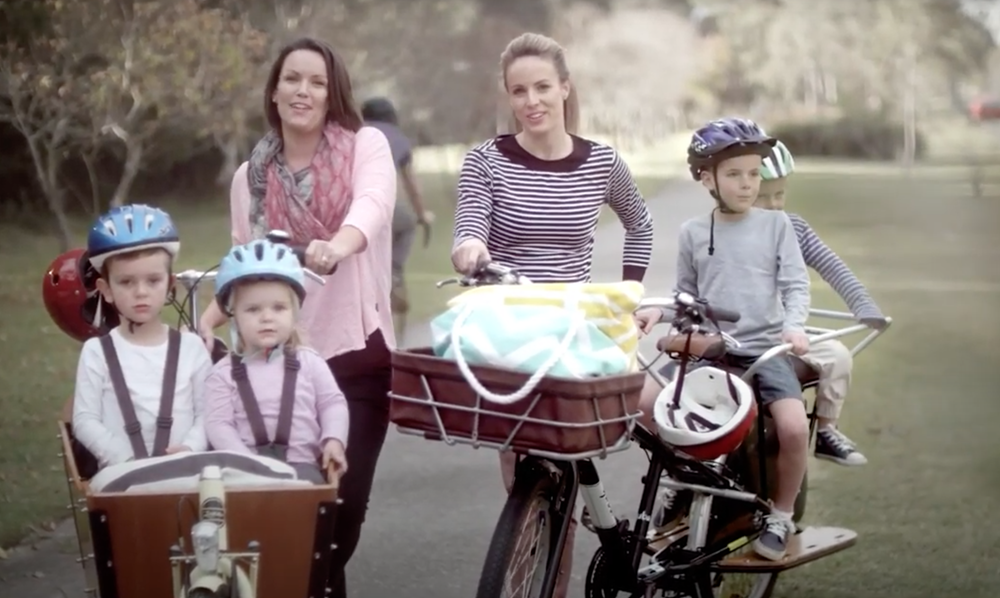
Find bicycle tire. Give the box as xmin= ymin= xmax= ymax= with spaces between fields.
xmin=476 ymin=462 xmax=562 ymax=598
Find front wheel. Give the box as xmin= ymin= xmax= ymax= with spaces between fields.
xmin=476 ymin=460 xmax=563 ymax=598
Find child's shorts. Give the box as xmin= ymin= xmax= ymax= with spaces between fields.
xmin=724 ymin=353 xmax=803 ymax=405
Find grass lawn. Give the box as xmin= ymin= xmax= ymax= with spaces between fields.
xmin=771 ymin=169 xmax=1000 ymax=596
xmin=0 ymin=171 xmax=668 ymax=547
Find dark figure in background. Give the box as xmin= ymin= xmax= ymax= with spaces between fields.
xmin=361 ymin=97 xmax=434 ymax=339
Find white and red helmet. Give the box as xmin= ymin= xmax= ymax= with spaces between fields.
xmin=653 ymin=366 xmax=757 ymax=460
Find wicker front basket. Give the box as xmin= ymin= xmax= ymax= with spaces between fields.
xmin=389 ymin=347 xmax=645 ymax=458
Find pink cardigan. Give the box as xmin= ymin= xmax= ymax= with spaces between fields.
xmin=229 ymin=126 xmax=397 ymax=360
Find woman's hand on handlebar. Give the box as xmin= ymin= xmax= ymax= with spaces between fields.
xmin=451 ymin=238 xmax=490 ymax=275
xmin=633 ymin=306 xmax=663 ymax=335
xmin=304 ymin=239 xmax=341 ymax=275
xmin=781 ymin=329 xmax=810 ymax=356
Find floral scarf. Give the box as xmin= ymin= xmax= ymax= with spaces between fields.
xmin=247 ymin=123 xmax=356 ymax=243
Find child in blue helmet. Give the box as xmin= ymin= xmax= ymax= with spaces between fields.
xmin=634 ymin=118 xmax=811 ymax=561
xmin=203 ymin=239 xmax=349 ymax=484
xmin=72 ymin=204 xmax=212 ymax=469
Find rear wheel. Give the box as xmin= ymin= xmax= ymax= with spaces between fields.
xmin=476 ymin=461 xmax=562 ymax=598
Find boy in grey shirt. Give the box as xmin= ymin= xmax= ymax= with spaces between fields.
xmin=635 ymin=118 xmax=810 ymax=562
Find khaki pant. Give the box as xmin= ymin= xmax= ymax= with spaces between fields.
xmin=796 ymin=340 xmax=853 ymax=420
xmin=500 ymin=452 xmax=574 ymax=598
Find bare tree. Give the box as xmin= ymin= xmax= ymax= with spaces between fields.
xmin=0 ymin=0 xmax=102 ymax=248
xmin=83 ymin=0 xmax=270 ymax=205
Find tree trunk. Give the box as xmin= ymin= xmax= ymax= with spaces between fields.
xmin=81 ymin=149 xmax=102 ymax=215
xmin=110 ymin=140 xmax=144 ymax=207
xmin=49 ymin=191 xmax=74 ymax=251
xmin=902 ymin=44 xmax=918 ymax=172
xmin=215 ymin=137 xmax=241 ymax=186
xmin=19 ymin=121 xmax=74 ymax=250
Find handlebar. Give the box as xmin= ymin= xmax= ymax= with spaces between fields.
xmin=264 ymin=230 xmax=336 ymax=278
xmin=436 ymin=262 xmax=531 ymax=288
xmin=175 ymin=229 xmax=329 ymax=290
xmin=740 ymin=310 xmax=893 ymax=380
xmin=639 ymin=292 xmax=741 ymax=333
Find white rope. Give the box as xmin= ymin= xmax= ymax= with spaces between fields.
xmin=449 ymin=293 xmax=585 ymax=405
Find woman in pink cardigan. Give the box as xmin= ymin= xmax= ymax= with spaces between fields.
xmin=197 ymin=37 xmax=395 ymax=598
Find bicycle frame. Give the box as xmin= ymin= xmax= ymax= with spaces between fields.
xmin=175 ymin=269 xmax=219 ymax=332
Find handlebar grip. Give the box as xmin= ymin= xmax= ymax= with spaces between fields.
xmin=266 ymin=229 xmax=336 ymax=275
xmin=705 ymin=305 xmax=741 ymax=323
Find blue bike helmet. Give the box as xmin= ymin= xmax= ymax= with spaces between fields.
xmin=215 ymin=239 xmax=306 ymax=311
xmin=87 ymin=204 xmax=180 ymax=271
xmin=687 ymin=117 xmax=776 ymax=181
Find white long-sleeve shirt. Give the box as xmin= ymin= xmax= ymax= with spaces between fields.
xmin=72 ymin=328 xmax=212 ymax=467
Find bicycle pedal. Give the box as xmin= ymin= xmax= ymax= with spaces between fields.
xmin=637 ymin=547 xmax=699 ymax=584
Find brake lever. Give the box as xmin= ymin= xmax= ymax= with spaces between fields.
xmin=436 ymin=277 xmax=463 ymax=288
xmin=719 ymin=331 xmax=740 ymax=349
xmin=303 ymin=270 xmax=326 ymax=285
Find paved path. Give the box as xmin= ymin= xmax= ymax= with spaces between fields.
xmin=0 ymin=181 xmax=709 ymax=598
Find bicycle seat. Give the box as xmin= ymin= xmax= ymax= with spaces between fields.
xmin=656 ymin=332 xmax=727 ymax=361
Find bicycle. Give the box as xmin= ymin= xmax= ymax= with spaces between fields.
xmin=387 ymin=263 xmax=891 ymax=598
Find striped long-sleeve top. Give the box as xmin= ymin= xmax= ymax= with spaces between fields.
xmin=453 ymin=134 xmax=654 ymax=283
xmin=787 ymin=212 xmax=884 ymax=321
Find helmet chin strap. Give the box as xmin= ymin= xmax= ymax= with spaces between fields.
xmin=124 ymin=317 xmax=146 ymax=334
xmin=711 ymin=167 xmax=737 ymax=214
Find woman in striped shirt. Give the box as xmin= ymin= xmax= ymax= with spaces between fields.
xmin=451 ymin=32 xmax=654 ymax=598
xmin=451 ymin=36 xmax=654 ymax=282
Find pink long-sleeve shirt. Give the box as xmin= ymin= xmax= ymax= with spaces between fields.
xmin=230 ymin=126 xmax=398 ymax=360
xmin=203 ymin=348 xmax=349 ymax=464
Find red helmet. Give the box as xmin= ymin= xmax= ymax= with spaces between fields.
xmin=42 ymin=248 xmax=119 ymax=342
xmin=653 ymin=366 xmax=758 ymax=460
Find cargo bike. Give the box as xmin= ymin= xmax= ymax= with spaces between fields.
xmin=388 ymin=263 xmax=891 ymax=598
xmin=51 ymin=231 xmax=344 ymax=598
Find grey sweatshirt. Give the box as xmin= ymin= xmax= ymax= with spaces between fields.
xmin=675 ymin=208 xmax=810 ymax=355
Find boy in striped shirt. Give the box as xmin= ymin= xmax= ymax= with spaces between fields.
xmin=755 ymin=141 xmax=889 ymax=467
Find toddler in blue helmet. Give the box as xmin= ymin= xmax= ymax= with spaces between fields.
xmin=203 ymin=240 xmax=349 ymax=484
xmin=633 ymin=118 xmax=811 ymax=561
xmin=72 ymin=204 xmax=212 ymax=469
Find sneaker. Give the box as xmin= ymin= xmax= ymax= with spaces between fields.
xmin=752 ymin=513 xmax=794 ymax=561
xmin=815 ymin=426 xmax=868 ymax=466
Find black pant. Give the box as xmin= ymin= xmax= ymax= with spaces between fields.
xmin=325 ymin=329 xmax=392 ymax=598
